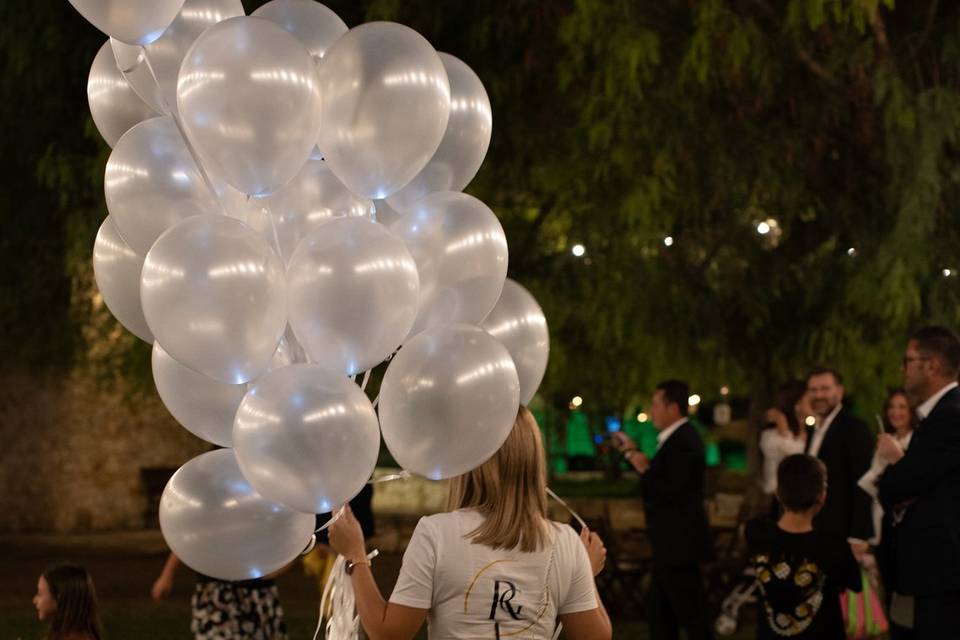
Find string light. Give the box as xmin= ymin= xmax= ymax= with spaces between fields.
xmin=688 ymin=394 xmax=701 ymax=406
xmin=637 ymin=412 xmax=648 ymax=422
xmin=571 ymin=244 xmax=585 ymax=257
xmin=571 ymin=395 xmax=583 ymax=408
xmin=663 ymin=236 xmax=674 ymax=247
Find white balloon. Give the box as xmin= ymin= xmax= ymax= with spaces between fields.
xmin=233 ymin=364 xmax=381 ymax=513
xmin=151 ymin=342 xmax=246 ymax=447
xmin=389 ymin=191 xmax=508 ymax=335
xmin=111 ymin=0 xmax=245 ymax=114
xmin=252 ymin=0 xmax=347 ymax=60
xmin=92 ymin=216 xmax=153 ymax=342
xmin=141 ymin=215 xmax=287 ymax=384
xmin=178 ymin=16 xmax=323 ymax=195
xmin=317 ymin=22 xmax=451 ymax=198
xmin=481 ymin=279 xmax=550 ymax=405
xmin=250 ymin=159 xmax=372 ymax=263
xmin=68 ymin=0 xmax=186 ymax=45
xmin=105 ymin=116 xmax=220 ymax=255
xmin=87 ymin=41 xmax=159 ymax=148
xmin=379 ymin=324 xmax=520 ymax=479
xmin=159 ymin=449 xmax=316 ymax=581
xmin=287 ymin=218 xmax=419 ymax=374
xmin=388 ymin=53 xmax=492 ymax=210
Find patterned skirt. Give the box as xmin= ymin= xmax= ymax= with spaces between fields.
xmin=191 ymin=579 xmax=287 ymax=640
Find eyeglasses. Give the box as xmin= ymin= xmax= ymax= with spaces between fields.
xmin=901 ymin=355 xmax=929 ymax=368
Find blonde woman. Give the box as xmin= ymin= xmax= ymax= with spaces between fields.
xmin=329 ymin=406 xmax=612 ymax=640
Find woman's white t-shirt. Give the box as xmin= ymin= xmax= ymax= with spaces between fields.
xmin=389 ymin=509 xmax=598 ymax=639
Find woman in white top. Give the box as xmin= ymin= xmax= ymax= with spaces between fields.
xmin=858 ymin=388 xmax=917 ymax=542
xmin=329 ymin=406 xmax=613 ymax=640
xmin=759 ymin=381 xmax=809 ymax=499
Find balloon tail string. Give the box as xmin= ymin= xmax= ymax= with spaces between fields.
xmin=139 ymin=46 xmax=229 ymax=217
xmin=369 ymin=469 xmax=409 ymax=484
xmin=359 ymin=369 xmax=371 ymax=392
xmin=546 ymin=487 xmax=588 ymax=531
xmin=315 ymin=505 xmax=347 ymax=534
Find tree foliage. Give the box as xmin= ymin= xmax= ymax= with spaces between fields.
xmin=3 ymin=0 xmax=960 ymax=416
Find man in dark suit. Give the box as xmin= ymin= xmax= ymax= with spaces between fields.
xmin=804 ymin=367 xmax=875 ymax=551
xmin=878 ymin=326 xmax=960 ymax=638
xmin=614 ymin=379 xmax=713 ymax=640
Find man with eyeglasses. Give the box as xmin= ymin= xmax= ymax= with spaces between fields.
xmin=878 ymin=326 xmax=960 ymax=637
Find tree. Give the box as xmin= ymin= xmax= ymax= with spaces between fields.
xmin=5 ymin=0 xmax=960 ymax=424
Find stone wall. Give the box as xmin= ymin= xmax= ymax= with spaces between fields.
xmin=0 ymin=370 xmax=208 ymax=533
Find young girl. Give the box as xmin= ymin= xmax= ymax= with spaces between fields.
xmin=329 ymin=406 xmax=612 ymax=640
xmin=33 ymin=563 xmax=103 ymax=640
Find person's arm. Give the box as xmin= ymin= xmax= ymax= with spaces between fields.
xmin=879 ymin=410 xmax=960 ymax=505
xmin=846 ymin=420 xmax=877 ymax=542
xmin=641 ymin=443 xmax=699 ymax=506
xmin=346 ymin=564 xmax=428 ymax=640
xmin=558 ymin=527 xmax=612 ymax=640
xmin=329 ymin=506 xmax=427 ymax=640
xmin=151 ymin=552 xmax=179 ymax=600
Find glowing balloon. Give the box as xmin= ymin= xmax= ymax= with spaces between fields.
xmin=111 ymin=0 xmax=245 ymax=113
xmin=159 ymin=449 xmax=315 ymax=581
xmin=140 ymin=215 xmax=287 ymax=384
xmin=388 ymin=53 xmax=492 ymax=210
xmin=316 ymin=22 xmax=450 ymax=198
xmin=252 ymin=0 xmax=347 ymax=59
xmin=379 ymin=324 xmax=520 ymax=479
xmin=287 ymin=218 xmax=419 ymax=374
xmin=68 ymin=0 xmax=186 ymax=45
xmin=389 ymin=191 xmax=508 ymax=335
xmin=151 ymin=342 xmax=246 ymax=447
xmin=105 ymin=116 xmax=220 ymax=255
xmin=92 ymin=216 xmax=153 ymax=342
xmin=233 ymin=364 xmax=381 ymax=513
xmin=87 ymin=41 xmax=159 ymax=148
xmin=481 ymin=279 xmax=549 ymax=405
xmin=178 ymin=16 xmax=323 ymax=195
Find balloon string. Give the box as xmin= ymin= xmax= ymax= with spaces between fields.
xmin=359 ymin=369 xmax=371 ymax=392
xmin=314 ymin=504 xmax=347 ymax=534
xmin=369 ymin=469 xmax=410 ymax=484
xmin=138 ymin=46 xmax=229 ymax=218
xmin=546 ymin=487 xmax=588 ymax=531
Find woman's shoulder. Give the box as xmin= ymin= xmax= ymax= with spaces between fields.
xmin=415 ymin=509 xmax=483 ymax=533
xmin=547 ymin=521 xmax=583 ymax=551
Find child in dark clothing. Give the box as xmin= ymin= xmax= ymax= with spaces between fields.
xmin=746 ymin=454 xmax=861 ymax=639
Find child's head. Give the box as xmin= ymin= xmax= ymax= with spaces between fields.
xmin=776 ymin=454 xmax=827 ymax=514
xmin=34 ymin=563 xmax=102 ymax=640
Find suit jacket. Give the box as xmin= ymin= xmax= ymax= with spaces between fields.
xmin=807 ymin=410 xmax=875 ymax=541
xmin=641 ymin=421 xmax=711 ymax=567
xmin=878 ymin=386 xmax=960 ymax=596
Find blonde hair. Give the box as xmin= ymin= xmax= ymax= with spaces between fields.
xmin=446 ymin=406 xmax=550 ymax=552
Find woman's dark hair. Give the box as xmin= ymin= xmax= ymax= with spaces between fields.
xmin=882 ymin=388 xmax=918 ymax=434
xmin=42 ymin=563 xmax=102 ymax=640
xmin=769 ymin=380 xmax=806 ymax=437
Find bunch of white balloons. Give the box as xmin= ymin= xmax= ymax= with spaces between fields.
xmin=76 ymin=0 xmax=551 ymax=581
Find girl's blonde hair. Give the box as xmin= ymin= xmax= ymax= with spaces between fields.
xmin=446 ymin=405 xmax=549 ymax=552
